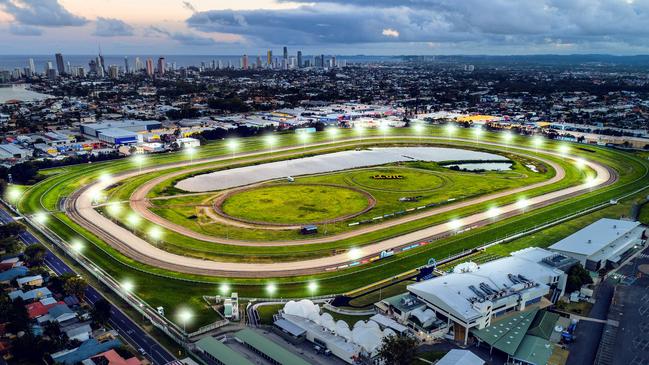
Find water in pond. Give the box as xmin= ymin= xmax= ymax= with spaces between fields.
xmin=447 ymin=162 xmax=512 ymax=171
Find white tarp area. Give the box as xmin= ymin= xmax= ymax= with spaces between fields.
xmin=177 ymin=147 xmax=507 ymax=192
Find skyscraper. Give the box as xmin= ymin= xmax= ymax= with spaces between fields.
xmin=157 ymin=57 xmax=165 ymax=76
xmin=109 ymin=65 xmax=120 ymax=79
xmin=297 ymin=51 xmax=303 ymax=68
xmin=283 ymin=46 xmax=288 ymax=60
xmin=135 ymin=57 xmax=143 ymax=72
xmin=145 ymin=58 xmax=154 ymax=77
xmin=267 ymin=50 xmax=273 ymax=67
xmin=28 ymin=58 xmax=36 ymax=74
xmin=241 ymin=54 xmax=248 ymax=70
xmin=55 ymin=53 xmax=65 ymax=75
xmin=124 ymin=57 xmax=130 ymax=74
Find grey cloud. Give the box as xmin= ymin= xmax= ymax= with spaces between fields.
xmin=93 ymin=17 xmax=134 ymax=37
xmin=8 ymin=23 xmax=43 ymax=35
xmin=148 ymin=26 xmax=216 ymax=46
xmin=186 ymin=1 xmax=649 ymax=49
xmin=182 ymin=1 xmax=196 ymax=12
xmin=0 ymin=0 xmax=88 ymax=27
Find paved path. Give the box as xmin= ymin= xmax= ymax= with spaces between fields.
xmin=66 ymin=136 xmax=615 ymax=277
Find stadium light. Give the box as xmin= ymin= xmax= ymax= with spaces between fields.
xmin=327 ymin=127 xmax=339 ymax=143
xmin=71 ymin=239 xmax=84 ymax=253
xmin=227 ymin=139 xmax=239 ymax=159
xmin=486 ymin=206 xmax=501 ymax=219
xmin=412 ymin=123 xmax=424 ymax=143
xmin=99 ymin=173 xmax=113 ymax=184
xmin=219 ymin=283 xmax=231 ymax=295
xmin=447 ymin=219 xmax=462 ymax=231
xmin=127 ymin=213 xmax=141 ymax=227
xmin=502 ymin=131 xmax=513 ymax=150
xmin=298 ymin=131 xmax=310 ymax=150
xmin=379 ymin=122 xmax=390 ymax=141
xmin=121 ymin=280 xmax=134 ymax=293
xmin=33 ymin=211 xmax=48 ymax=224
xmin=585 ymin=175 xmax=597 ymax=188
xmin=185 ymin=146 xmax=196 ymax=163
xmin=178 ymin=308 xmax=193 ymax=332
xmin=348 ymin=247 xmax=363 ymax=260
xmin=106 ymin=202 xmax=122 ymax=217
xmin=265 ymin=135 xmax=277 ymax=154
xmin=355 ymin=124 xmax=365 ymax=142
xmin=132 ymin=154 xmax=145 ymax=173
xmin=558 ymin=144 xmax=570 ymax=156
xmin=307 ymin=281 xmax=318 ymax=294
xmin=516 ymin=198 xmax=530 ymax=210
xmin=148 ymin=226 xmax=163 ymax=241
xmin=575 ymin=158 xmax=586 ymax=169
xmin=473 ymin=127 xmax=484 ymax=144
xmin=5 ymin=186 xmax=22 ymax=204
xmin=266 ymin=283 xmax=277 ymax=296
xmin=445 ymin=123 xmax=457 ymax=140
xmin=532 ymin=135 xmax=544 ymax=153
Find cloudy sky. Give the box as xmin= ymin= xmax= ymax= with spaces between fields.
xmin=1 ymin=0 xmax=649 ymax=55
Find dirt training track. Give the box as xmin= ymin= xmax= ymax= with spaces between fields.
xmin=66 ymin=136 xmax=616 ymax=277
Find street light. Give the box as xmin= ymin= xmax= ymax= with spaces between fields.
xmin=5 ymin=186 xmax=22 ymax=205
xmin=298 ymin=131 xmax=310 ymax=150
xmin=516 ymin=198 xmax=530 ymax=211
xmin=219 ymin=283 xmax=231 ymax=295
xmin=107 ymin=202 xmax=122 ymax=217
xmin=127 ymin=213 xmax=141 ymax=227
xmin=575 ymin=158 xmax=586 ymax=169
xmin=34 ymin=211 xmax=48 ymax=224
xmin=473 ymin=127 xmax=483 ymax=144
xmin=327 ymin=127 xmax=339 ymax=144
xmin=486 ymin=207 xmax=501 ymax=219
xmin=379 ymin=122 xmax=390 ymax=142
xmin=412 ymin=123 xmax=424 ymax=143
xmin=532 ymin=136 xmax=544 ymax=153
xmin=445 ymin=123 xmax=457 ymax=141
xmin=502 ymin=131 xmax=513 ymax=151
xmin=227 ymin=139 xmax=239 ymax=159
xmin=355 ymin=125 xmax=365 ymax=143
xmin=99 ymin=173 xmax=113 ymax=184
xmin=558 ymin=144 xmax=570 ymax=156
xmin=71 ymin=239 xmax=84 ymax=253
xmin=122 ymin=280 xmax=134 ymax=293
xmin=148 ymin=226 xmax=163 ymax=242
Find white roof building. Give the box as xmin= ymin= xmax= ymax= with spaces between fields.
xmin=436 ymin=349 xmax=484 ymax=365
xmin=549 ymin=218 xmax=645 ymax=271
xmin=407 ymin=248 xmax=569 ymax=344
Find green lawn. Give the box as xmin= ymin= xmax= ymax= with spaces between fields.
xmin=221 ymin=184 xmax=371 ymax=224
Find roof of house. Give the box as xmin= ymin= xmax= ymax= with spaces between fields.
xmin=26 ymin=300 xmax=64 ymax=319
xmin=527 ymin=311 xmax=560 ymax=340
xmin=0 ymin=266 xmax=28 ymax=281
xmin=549 ymin=218 xmax=641 ymax=257
xmin=235 ymin=328 xmax=311 ymax=365
xmin=52 ymin=338 xmax=122 ymax=365
xmin=89 ymin=349 xmax=141 ymax=365
xmin=195 ymin=336 xmax=254 ymax=365
xmin=16 ymin=275 xmax=42 ymax=286
xmin=436 ymin=349 xmax=485 ymax=365
xmin=8 ymin=287 xmax=52 ymax=301
xmin=48 ymin=304 xmax=74 ymax=320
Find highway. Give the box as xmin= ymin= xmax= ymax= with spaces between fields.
xmin=0 ymin=208 xmax=176 ymax=365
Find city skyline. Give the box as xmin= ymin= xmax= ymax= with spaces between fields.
xmin=1 ymin=0 xmax=649 ymax=55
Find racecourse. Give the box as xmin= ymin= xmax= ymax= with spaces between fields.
xmin=66 ymin=136 xmax=613 ymax=277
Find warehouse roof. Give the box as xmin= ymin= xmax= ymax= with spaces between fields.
xmin=235 ymin=328 xmax=311 ymax=365
xmin=274 ymin=319 xmax=306 ymax=337
xmin=512 ymin=335 xmax=553 ymax=365
xmin=195 ymin=336 xmax=254 ymax=365
xmin=549 ymin=218 xmax=641 ymax=256
xmin=471 ymin=309 xmax=538 ymax=356
xmin=97 ymin=128 xmax=139 ymax=138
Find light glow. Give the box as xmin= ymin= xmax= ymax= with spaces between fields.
xmin=516 ymin=198 xmax=530 ymax=210
xmin=106 ymin=202 xmax=122 ymax=216
xmin=122 ymin=280 xmax=134 ymax=292
xmin=6 ymin=186 xmax=22 ymax=203
xmin=447 ymin=219 xmax=462 ymax=230
xmin=219 ymin=283 xmax=231 ymax=295
xmin=347 ymin=248 xmax=363 ymax=260
xmin=148 ymin=226 xmax=163 ymax=240
xmin=559 ymin=144 xmax=570 ymax=155
xmin=445 ymin=123 xmax=457 ymax=135
xmin=486 ymin=207 xmax=501 ymax=218
xmin=71 ymin=239 xmax=84 ymax=253
xmin=127 ymin=213 xmax=141 ymax=227
xmin=307 ymin=281 xmax=318 ymax=294
xmin=265 ymin=135 xmax=277 ymax=147
xmin=33 ymin=212 xmax=48 ymax=224
xmin=266 ymin=283 xmax=277 ymax=295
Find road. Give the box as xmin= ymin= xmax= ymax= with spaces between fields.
xmin=0 ymin=208 xmax=176 ymax=365
xmin=66 ymin=136 xmax=615 ymax=277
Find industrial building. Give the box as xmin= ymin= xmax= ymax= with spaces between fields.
xmin=548 ymin=218 xmax=646 ymax=271
xmin=406 ymin=248 xmax=571 ymax=344
xmin=81 ymin=120 xmax=162 ymax=137
xmin=96 ymin=128 xmax=139 ymax=145
xmin=194 ymin=336 xmax=254 ymax=365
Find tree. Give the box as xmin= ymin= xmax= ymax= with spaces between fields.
xmin=565 ymin=264 xmax=593 ymax=293
xmin=91 ymin=299 xmax=112 ymax=325
xmin=377 ymin=333 xmax=418 ymax=365
xmin=63 ymin=276 xmax=88 ymax=299
xmin=23 ymin=244 xmax=46 ymax=266
xmin=0 ymin=221 xmax=23 ymax=239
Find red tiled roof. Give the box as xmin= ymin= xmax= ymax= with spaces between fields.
xmin=26 ymin=300 xmax=64 ymax=319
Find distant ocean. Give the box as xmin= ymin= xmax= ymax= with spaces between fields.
xmin=0 ymin=54 xmax=399 ymax=71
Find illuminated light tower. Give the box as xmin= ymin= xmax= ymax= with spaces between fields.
xmin=445 ymin=123 xmax=457 ymax=142
xmin=34 ymin=211 xmax=48 ymax=225
xmin=227 ymin=139 xmax=239 ymax=159
xmin=71 ymin=239 xmax=84 ymax=254
xmin=473 ymin=127 xmax=484 ymax=144
xmin=266 ymin=283 xmax=277 ymax=296
xmin=185 ymin=146 xmax=196 ymax=164
xmin=307 ymin=281 xmax=318 ymax=295
xmin=5 ymin=186 xmax=22 ymax=206
xmin=178 ymin=309 xmax=193 ymax=333
xmin=219 ymin=283 xmax=231 ymax=295
xmin=122 ymin=280 xmax=134 ymax=293
xmin=575 ymin=158 xmax=586 ymax=169
xmin=447 ymin=219 xmax=462 ymax=231
xmin=347 ymin=247 xmax=363 ymax=261
xmin=379 ymin=122 xmax=390 ymax=142
xmin=99 ymin=173 xmax=113 ymax=184
xmin=355 ymin=124 xmax=365 ymax=143
xmin=265 ymin=135 xmax=277 ymax=154
xmin=558 ymin=144 xmax=570 ymax=157
xmin=127 ymin=213 xmax=141 ymax=227
xmin=132 ymin=154 xmax=145 ymax=173
xmin=298 ymin=131 xmax=310 ymax=151
xmin=516 ymin=198 xmax=530 ymax=212
xmin=327 ymin=127 xmax=339 ymax=144
xmin=107 ymin=202 xmax=122 ymax=217
xmin=148 ymin=226 xmax=163 ymax=243
xmin=412 ymin=123 xmax=424 ymax=143
xmin=502 ymin=131 xmax=514 ymax=151
xmin=532 ymin=135 xmax=544 ymax=154
xmin=486 ymin=207 xmax=501 ymax=220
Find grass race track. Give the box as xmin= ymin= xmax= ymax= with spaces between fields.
xmin=8 ymin=125 xmax=649 ymax=330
